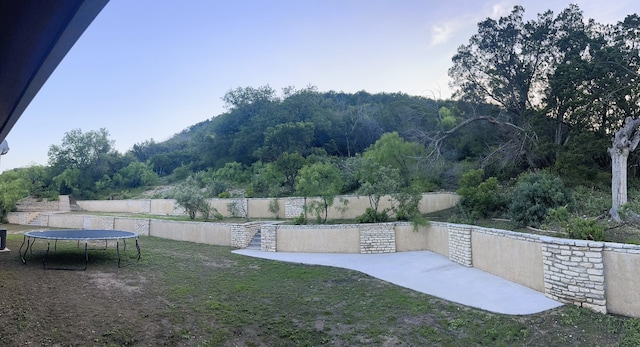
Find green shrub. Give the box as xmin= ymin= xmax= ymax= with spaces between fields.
xmin=457 ymin=169 xmax=506 ymax=220
xmin=509 ymin=171 xmax=573 ymax=228
xmin=565 ymin=218 xmax=605 ymax=241
xmin=356 ymin=207 xmax=389 ymax=223
xmin=293 ymin=212 xmax=307 ymax=225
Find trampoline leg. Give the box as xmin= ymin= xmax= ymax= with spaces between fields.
xmin=43 ymin=241 xmax=51 ymax=268
xmin=117 ymin=240 xmax=121 ymax=268
xmin=136 ymin=238 xmax=141 ymax=262
xmin=19 ymin=236 xmax=30 ymax=264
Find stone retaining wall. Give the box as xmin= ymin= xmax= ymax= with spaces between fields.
xmin=448 ymin=224 xmax=472 ymax=267
xmin=542 ymin=239 xmax=606 ymax=313
xmin=231 ymin=222 xmax=261 ymax=248
xmin=359 ymin=224 xmax=396 ymax=253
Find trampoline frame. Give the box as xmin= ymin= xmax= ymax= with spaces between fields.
xmin=19 ymin=229 xmax=141 ymax=270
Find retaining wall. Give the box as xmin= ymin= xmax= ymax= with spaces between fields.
xmin=10 ymin=206 xmax=640 ymax=318
xmin=71 ymin=193 xmax=459 ymax=219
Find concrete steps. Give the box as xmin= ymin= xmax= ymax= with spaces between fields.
xmin=246 ymin=231 xmax=261 ymax=250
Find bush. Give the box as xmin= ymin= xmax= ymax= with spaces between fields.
xmin=457 ymin=169 xmax=506 ymax=220
xmin=356 ymin=207 xmax=389 ymax=223
xmin=509 ymin=171 xmax=573 ymax=228
xmin=566 ymin=218 xmax=605 ymax=241
xmin=293 ymin=212 xmax=307 ymax=225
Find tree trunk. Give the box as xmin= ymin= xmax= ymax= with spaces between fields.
xmin=609 ymin=146 xmax=629 ymax=221
xmin=608 ymin=117 xmax=640 ymax=222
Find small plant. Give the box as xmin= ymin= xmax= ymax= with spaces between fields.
xmin=293 ymin=212 xmax=307 ymax=225
xmin=334 ymin=197 xmax=350 ymax=219
xmin=227 ymin=199 xmax=248 ymax=219
xmin=356 ymin=207 xmax=389 ymax=223
xmin=268 ymin=198 xmax=280 ymax=219
xmin=565 ymin=218 xmax=605 ymax=241
xmin=544 ymin=206 xmax=570 ymax=232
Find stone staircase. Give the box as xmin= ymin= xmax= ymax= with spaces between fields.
xmin=27 ymin=212 xmax=53 ymax=226
xmin=246 ymin=230 xmax=261 ymax=250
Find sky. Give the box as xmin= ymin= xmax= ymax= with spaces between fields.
xmin=2 ymin=0 xmax=639 ymax=171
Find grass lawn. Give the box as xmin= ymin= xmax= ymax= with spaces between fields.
xmin=1 ymin=226 xmax=640 ymax=346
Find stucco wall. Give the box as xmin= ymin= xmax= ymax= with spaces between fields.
xmin=604 ymin=246 xmax=640 ymax=317
xmin=395 ymin=224 xmax=429 ymax=251
xmin=73 ymin=193 xmax=459 ymax=219
xmin=149 ymin=219 xmax=232 ymax=246
xmin=276 ymin=225 xmax=360 ymax=253
xmin=472 ymin=229 xmax=544 ymax=292
xmin=247 ymin=198 xmax=284 ymax=219
xmin=424 ymin=222 xmax=450 ymax=257
xmin=47 ymin=214 xmax=85 ymax=229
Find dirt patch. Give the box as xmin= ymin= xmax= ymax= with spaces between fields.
xmin=85 ymin=272 xmax=145 ymax=293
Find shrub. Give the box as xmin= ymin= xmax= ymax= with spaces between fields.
xmin=509 ymin=171 xmax=573 ymax=228
xmin=293 ymin=212 xmax=307 ymax=225
xmin=565 ymin=218 xmax=605 ymax=241
xmin=457 ymin=169 xmax=506 ymax=220
xmin=356 ymin=207 xmax=389 ymax=223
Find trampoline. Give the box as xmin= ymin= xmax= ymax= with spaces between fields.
xmin=19 ymin=229 xmax=140 ymax=270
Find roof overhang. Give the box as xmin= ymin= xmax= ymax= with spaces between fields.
xmin=0 ymin=0 xmax=109 ymax=143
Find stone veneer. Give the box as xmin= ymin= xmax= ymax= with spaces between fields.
xmin=261 ymin=224 xmax=277 ymax=252
xmin=448 ymin=224 xmax=472 ymax=267
xmin=360 ymin=224 xmax=396 ymax=253
xmin=542 ymin=238 xmax=606 ymax=313
xmin=284 ymin=198 xmax=306 ymax=218
xmin=230 ymin=222 xmax=261 ymax=248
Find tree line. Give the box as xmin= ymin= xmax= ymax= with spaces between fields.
xmin=0 ymin=4 xmax=638 ymax=226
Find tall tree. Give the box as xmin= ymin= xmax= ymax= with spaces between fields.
xmin=448 ymin=5 xmax=559 ymax=168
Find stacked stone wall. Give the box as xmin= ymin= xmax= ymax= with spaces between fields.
xmin=359 ymin=224 xmax=396 ymax=253
xmin=231 ymin=222 xmax=260 ymax=248
xmin=261 ymin=224 xmax=277 ymax=252
xmin=284 ymin=198 xmax=306 ymax=218
xmin=448 ymin=224 xmax=472 ymax=267
xmin=542 ymin=239 xmax=606 ymax=313
xmin=15 ymin=198 xmax=59 ymax=212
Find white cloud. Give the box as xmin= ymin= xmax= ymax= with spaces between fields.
xmin=491 ymin=1 xmax=514 ymax=18
xmin=430 ymin=20 xmax=460 ymax=46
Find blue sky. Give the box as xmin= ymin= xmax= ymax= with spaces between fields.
xmin=2 ymin=0 xmax=638 ymax=171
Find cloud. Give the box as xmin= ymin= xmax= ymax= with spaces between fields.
xmin=491 ymin=1 xmax=514 ymax=18
xmin=430 ymin=20 xmax=461 ymax=47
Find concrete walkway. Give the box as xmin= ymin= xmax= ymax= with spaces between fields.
xmin=232 ymin=249 xmax=563 ymax=315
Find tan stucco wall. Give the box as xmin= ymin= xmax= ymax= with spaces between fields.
xmin=395 ymin=224 xmax=429 ymax=251
xmin=247 ymin=198 xmax=283 ymax=219
xmin=149 ymin=220 xmax=232 ymax=246
xmin=76 ymin=200 xmax=150 ymax=213
xmin=149 ymin=199 xmax=177 ymax=215
xmin=420 ymin=193 xmax=460 ymax=213
xmin=471 ymin=231 xmax=544 ymax=291
xmin=424 ymin=223 xmax=450 ymax=257
xmin=48 ymin=214 xmax=85 ymax=229
xmin=74 ymin=193 xmax=459 ymax=219
xmin=604 ymin=251 xmax=640 ymax=317
xmin=276 ymin=226 xmax=360 ymax=253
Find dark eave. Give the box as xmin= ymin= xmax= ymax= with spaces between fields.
xmin=0 ymin=0 xmax=109 ymax=143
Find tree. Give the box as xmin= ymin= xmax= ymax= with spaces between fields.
xmin=48 ymin=128 xmax=120 ymax=197
xmin=255 ymin=122 xmax=315 ymax=161
xmin=363 ymin=132 xmax=424 ymax=187
xmin=0 ymin=170 xmax=30 ymax=219
xmin=113 ymin=161 xmax=159 ymax=188
xmin=295 ymin=162 xmax=343 ymax=223
xmin=172 ymin=176 xmax=211 ymax=220
xmin=355 ymin=157 xmax=401 ymax=222
xmin=609 ymin=118 xmax=640 ymax=221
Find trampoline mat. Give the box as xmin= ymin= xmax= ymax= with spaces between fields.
xmin=24 ymin=229 xmax=138 ymax=240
